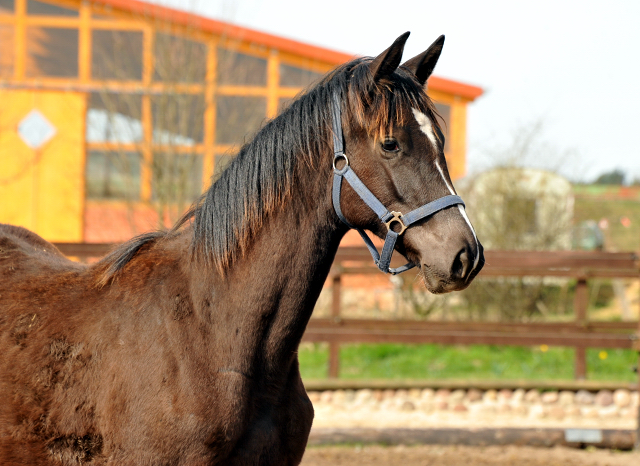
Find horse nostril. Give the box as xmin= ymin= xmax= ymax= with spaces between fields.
xmin=452 ymin=247 xmax=471 ymax=280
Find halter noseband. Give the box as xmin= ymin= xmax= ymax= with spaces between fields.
xmin=331 ymin=94 xmax=465 ymax=275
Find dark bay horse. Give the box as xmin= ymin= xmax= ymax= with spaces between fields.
xmin=0 ymin=33 xmax=483 ymax=465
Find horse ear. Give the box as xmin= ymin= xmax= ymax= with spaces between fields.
xmin=369 ymin=32 xmax=411 ymax=81
xmin=402 ymin=35 xmax=445 ymax=85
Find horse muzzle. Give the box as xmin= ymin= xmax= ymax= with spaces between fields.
xmin=415 ymin=235 xmax=484 ymax=294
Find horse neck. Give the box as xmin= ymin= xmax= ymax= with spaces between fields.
xmin=196 ymin=160 xmax=343 ymax=379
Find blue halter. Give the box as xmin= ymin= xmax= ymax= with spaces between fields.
xmin=331 ymin=94 xmax=465 ymax=275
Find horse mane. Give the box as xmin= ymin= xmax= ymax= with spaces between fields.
xmin=96 ymin=57 xmax=440 ymax=283
xmin=94 ymin=231 xmax=166 ymax=286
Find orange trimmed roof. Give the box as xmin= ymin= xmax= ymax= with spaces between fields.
xmin=428 ymin=76 xmax=483 ymax=100
xmin=92 ymin=0 xmax=483 ymax=101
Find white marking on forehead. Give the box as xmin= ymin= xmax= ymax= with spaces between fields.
xmin=411 ymin=108 xmax=437 ymax=149
xmin=435 ymin=159 xmax=481 ymax=274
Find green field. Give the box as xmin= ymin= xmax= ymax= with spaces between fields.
xmin=573 ymin=185 xmax=640 ymax=251
xmin=299 ymin=343 xmax=638 ymax=382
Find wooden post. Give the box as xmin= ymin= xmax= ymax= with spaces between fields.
xmin=574 ymin=278 xmax=588 ymax=380
xmin=636 ymin=341 xmax=640 ymax=451
xmin=14 ymin=0 xmax=25 ymax=80
xmin=203 ymin=39 xmax=217 ymax=184
xmin=328 ymin=272 xmax=342 ymax=378
xmin=635 ymin=272 xmax=640 ymax=451
xmin=266 ymin=50 xmax=280 ymax=119
xmin=140 ymin=25 xmax=154 ymax=203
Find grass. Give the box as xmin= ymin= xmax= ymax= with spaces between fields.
xmin=297 ymin=187 xmax=640 ymax=384
xmin=573 ymin=188 xmax=640 ymax=251
xmin=299 ymin=343 xmax=638 ymax=382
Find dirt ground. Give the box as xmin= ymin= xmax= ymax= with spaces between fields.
xmin=300 ymin=444 xmax=640 ymax=466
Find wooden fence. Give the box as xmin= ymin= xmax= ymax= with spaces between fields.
xmin=54 ymin=242 xmax=640 ymax=381
xmin=302 ymin=247 xmax=640 ymax=380
xmin=53 ymin=243 xmax=640 ymax=448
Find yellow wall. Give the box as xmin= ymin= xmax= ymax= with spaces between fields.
xmin=0 ymin=90 xmax=85 ymax=241
xmin=430 ymin=90 xmax=470 ymax=181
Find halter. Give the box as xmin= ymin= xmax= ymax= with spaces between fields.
xmin=331 ymin=94 xmax=465 ymax=275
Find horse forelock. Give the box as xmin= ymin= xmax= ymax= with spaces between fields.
xmin=344 ymin=58 xmax=441 ymax=139
xmin=173 ymin=56 xmax=441 ymax=274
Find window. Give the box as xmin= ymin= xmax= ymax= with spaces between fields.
xmin=0 ymin=24 xmax=14 ymax=77
xmin=152 ymin=152 xmax=203 ymax=203
xmin=214 ymin=154 xmax=233 ymax=178
xmin=154 ymin=33 xmax=206 ymax=83
xmin=279 ymin=63 xmax=323 ymax=88
xmin=215 ymin=96 xmax=266 ymax=145
xmin=86 ymin=151 xmax=141 ymax=200
xmin=26 ymin=27 xmax=78 ymax=77
xmin=217 ymin=48 xmax=267 ymax=86
xmin=152 ymin=93 xmax=205 ymax=145
xmin=0 ymin=0 xmax=14 ymax=14
xmin=92 ymin=30 xmax=143 ymax=80
xmin=278 ymin=97 xmax=293 ymax=114
xmin=27 ymin=0 xmax=77 ymax=16
xmin=86 ymin=92 xmax=143 ymax=144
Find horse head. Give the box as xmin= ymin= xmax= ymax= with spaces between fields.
xmin=333 ymin=32 xmax=484 ymax=293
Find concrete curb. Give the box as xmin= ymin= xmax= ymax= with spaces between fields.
xmin=308 ymin=427 xmax=636 ymax=450
xmin=304 ymin=379 xmax=639 ymax=392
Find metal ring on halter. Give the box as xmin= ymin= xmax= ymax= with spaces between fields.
xmin=384 ymin=211 xmax=408 ymax=235
xmin=332 ymin=153 xmax=349 ymax=171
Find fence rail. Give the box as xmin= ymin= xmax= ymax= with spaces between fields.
xmin=53 ymin=242 xmax=640 ymax=449
xmin=304 ymin=247 xmax=640 ymax=381
xmin=53 ymin=242 xmax=640 ymax=379
xmin=304 ymin=319 xmax=637 ymax=348
xmin=52 ymin=242 xmax=640 ymax=374
xmin=331 ymin=247 xmax=640 ymax=277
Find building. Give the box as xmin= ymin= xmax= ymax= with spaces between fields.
xmin=0 ymin=0 xmax=483 ymax=243
xmin=460 ymin=167 xmax=574 ymax=251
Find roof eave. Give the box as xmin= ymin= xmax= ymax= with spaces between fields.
xmin=428 ymin=76 xmax=484 ymax=101
xmin=91 ymin=0 xmax=483 ymax=99
xmin=91 ymin=0 xmax=355 ymax=63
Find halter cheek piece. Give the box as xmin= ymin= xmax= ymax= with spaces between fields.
xmin=331 ymin=94 xmax=465 ymax=275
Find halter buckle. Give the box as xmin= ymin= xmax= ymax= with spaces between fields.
xmin=333 ymin=153 xmax=349 ymax=171
xmin=384 ymin=211 xmax=407 ymax=235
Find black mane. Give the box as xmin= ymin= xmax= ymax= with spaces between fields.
xmin=97 ymin=57 xmax=438 ymax=280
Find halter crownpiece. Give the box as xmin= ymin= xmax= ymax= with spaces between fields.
xmin=331 ymin=93 xmax=465 ymax=275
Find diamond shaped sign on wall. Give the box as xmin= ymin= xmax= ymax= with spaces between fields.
xmin=18 ymin=109 xmax=57 ymax=149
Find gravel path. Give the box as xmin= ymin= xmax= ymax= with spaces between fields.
xmin=309 ymin=388 xmax=638 ymax=430
xmin=303 ymin=388 xmax=639 ymax=465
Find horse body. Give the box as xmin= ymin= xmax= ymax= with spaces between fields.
xmin=0 ymin=216 xmax=327 ymax=464
xmin=0 ymin=33 xmax=483 ymax=465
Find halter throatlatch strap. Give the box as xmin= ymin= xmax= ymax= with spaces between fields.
xmin=331 ymin=93 xmax=465 ymax=275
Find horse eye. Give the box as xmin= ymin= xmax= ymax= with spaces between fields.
xmin=381 ymin=138 xmax=400 ymax=153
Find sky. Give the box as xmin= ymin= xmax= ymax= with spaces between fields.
xmin=155 ymin=0 xmax=640 ymax=183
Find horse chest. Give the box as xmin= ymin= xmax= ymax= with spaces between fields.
xmin=98 ymin=366 xmax=313 ymax=465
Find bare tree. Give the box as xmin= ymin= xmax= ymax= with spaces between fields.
xmin=401 ymin=122 xmax=578 ymax=321
xmin=88 ymin=25 xmax=218 ymax=229
xmin=470 ymin=120 xmax=585 ymax=182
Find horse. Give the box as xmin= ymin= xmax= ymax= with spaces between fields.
xmin=0 ymin=32 xmax=483 ymax=465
